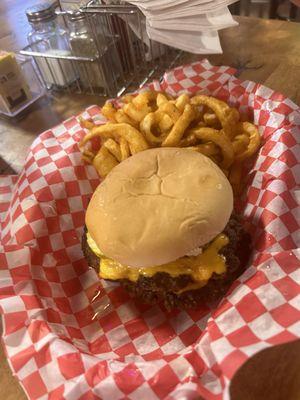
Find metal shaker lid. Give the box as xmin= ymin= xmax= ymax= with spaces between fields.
xmin=26 ymin=3 xmax=56 ymax=23
xmin=67 ymin=11 xmax=86 ymax=22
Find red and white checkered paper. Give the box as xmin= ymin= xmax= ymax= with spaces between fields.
xmin=0 ymin=60 xmax=300 ymax=400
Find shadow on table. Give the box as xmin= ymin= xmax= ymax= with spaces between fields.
xmin=230 ymin=339 xmax=300 ymax=399
xmin=0 ymin=157 xmax=17 ymax=175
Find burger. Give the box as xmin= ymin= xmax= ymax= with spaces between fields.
xmin=82 ymin=147 xmax=251 ymax=309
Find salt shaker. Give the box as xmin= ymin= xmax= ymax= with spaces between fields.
xmin=26 ymin=2 xmax=76 ymax=88
xmin=68 ymin=11 xmax=121 ymax=93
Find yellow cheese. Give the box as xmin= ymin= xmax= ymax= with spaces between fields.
xmin=87 ymin=233 xmax=104 ymax=258
xmin=87 ymin=232 xmax=228 ymax=285
xmin=172 ymin=281 xmax=206 ymax=294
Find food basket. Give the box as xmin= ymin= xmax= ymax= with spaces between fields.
xmin=0 ymin=60 xmax=299 ymax=400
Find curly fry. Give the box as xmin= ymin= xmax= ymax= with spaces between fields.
xmin=232 ymin=133 xmax=250 ymax=155
xmin=186 ymin=143 xmax=220 ymax=157
xmin=229 ymin=162 xmax=242 ymax=185
xmin=156 ymin=93 xmax=169 ymax=107
xmin=132 ymin=91 xmax=158 ymax=109
xmin=140 ymin=113 xmax=164 ymax=145
xmin=203 ymin=112 xmax=220 ymax=128
xmin=80 ymin=123 xmax=149 ymax=154
xmin=80 ymin=90 xmax=261 ymax=190
xmin=120 ymin=137 xmax=130 ymax=161
xmin=79 ymin=117 xmax=95 ymax=130
xmin=175 ymin=94 xmax=190 ymax=112
xmin=101 ymin=102 xmax=117 ymax=122
xmin=189 ymin=127 xmax=234 ymax=169
xmin=103 ymin=139 xmax=122 ymax=162
xmin=93 ymin=146 xmax=119 ymax=178
xmin=229 ymin=162 xmax=243 ymax=194
xmin=82 ymin=154 xmax=93 ymax=164
xmin=115 ymin=109 xmax=139 ymax=128
xmin=162 ymin=104 xmax=196 ymax=147
xmin=81 ymin=148 xmax=96 ymax=162
xmin=235 ymin=122 xmax=261 ymax=162
xmin=157 ymin=113 xmax=174 ymax=132
xmin=160 ymin=102 xmax=181 ymax=122
xmin=179 ymin=132 xmax=198 ymax=147
xmin=123 ymin=103 xmax=151 ymax=123
xmin=121 ymin=94 xmax=134 ymax=104
xmin=191 ymin=95 xmax=239 ymax=139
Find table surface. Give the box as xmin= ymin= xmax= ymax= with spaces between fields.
xmin=0 ymin=14 xmax=300 ymax=174
xmin=0 ymin=10 xmax=300 ymax=400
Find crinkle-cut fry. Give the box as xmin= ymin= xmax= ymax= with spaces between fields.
xmin=79 ymin=117 xmax=95 ymax=130
xmin=232 ymin=133 xmax=250 ymax=155
xmin=101 ymin=101 xmax=117 ymax=122
xmin=123 ymin=103 xmax=151 ymax=123
xmin=189 ymin=127 xmax=234 ymax=169
xmin=235 ymin=122 xmax=261 ymax=162
xmin=191 ymin=95 xmax=239 ymax=139
xmin=115 ymin=109 xmax=139 ymax=128
xmin=162 ymin=104 xmax=196 ymax=147
xmin=93 ymin=146 xmax=119 ymax=178
xmin=103 ymin=138 xmax=122 ymax=162
xmin=120 ymin=137 xmax=130 ymax=160
xmin=80 ymin=123 xmax=149 ymax=154
xmin=140 ymin=113 xmax=164 ymax=145
xmin=160 ymin=102 xmax=181 ymax=122
xmin=175 ymin=94 xmax=190 ymax=112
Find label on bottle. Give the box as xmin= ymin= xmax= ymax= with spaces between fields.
xmin=0 ymin=51 xmax=31 ymax=112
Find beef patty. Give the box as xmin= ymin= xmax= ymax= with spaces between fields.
xmin=82 ymin=214 xmax=251 ymax=309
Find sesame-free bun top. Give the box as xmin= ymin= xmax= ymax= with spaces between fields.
xmin=86 ymin=147 xmax=233 ymax=268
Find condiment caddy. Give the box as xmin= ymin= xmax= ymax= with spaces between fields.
xmin=20 ymin=1 xmax=183 ymax=97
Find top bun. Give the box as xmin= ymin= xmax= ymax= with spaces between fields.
xmin=86 ymin=147 xmax=233 ymax=268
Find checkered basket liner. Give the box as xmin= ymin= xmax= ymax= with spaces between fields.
xmin=0 ymin=59 xmax=299 ymax=400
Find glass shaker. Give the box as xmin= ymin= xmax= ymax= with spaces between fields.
xmin=26 ymin=2 xmax=76 ymax=88
xmin=68 ymin=12 xmax=121 ymax=94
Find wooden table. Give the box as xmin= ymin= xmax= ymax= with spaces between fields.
xmin=0 ymin=7 xmax=300 ymax=399
xmin=0 ymin=14 xmax=300 ymax=174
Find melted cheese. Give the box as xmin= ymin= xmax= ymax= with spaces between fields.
xmin=87 ymin=232 xmax=228 ymax=286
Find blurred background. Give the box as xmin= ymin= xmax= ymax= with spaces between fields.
xmin=0 ymin=0 xmax=299 ymax=55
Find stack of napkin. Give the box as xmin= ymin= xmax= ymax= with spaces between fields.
xmin=124 ymin=0 xmax=238 ymax=54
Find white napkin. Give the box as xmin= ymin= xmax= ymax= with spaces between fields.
xmin=147 ymin=8 xmax=238 ymax=31
xmin=123 ymin=0 xmax=238 ymax=54
xmin=146 ymin=25 xmax=222 ymax=54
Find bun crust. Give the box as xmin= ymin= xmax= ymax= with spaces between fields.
xmin=86 ymin=147 xmax=233 ymax=267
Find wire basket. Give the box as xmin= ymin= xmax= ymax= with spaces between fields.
xmin=20 ymin=1 xmax=184 ymax=97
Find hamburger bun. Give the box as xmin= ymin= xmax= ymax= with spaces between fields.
xmin=86 ymin=147 xmax=233 ymax=267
